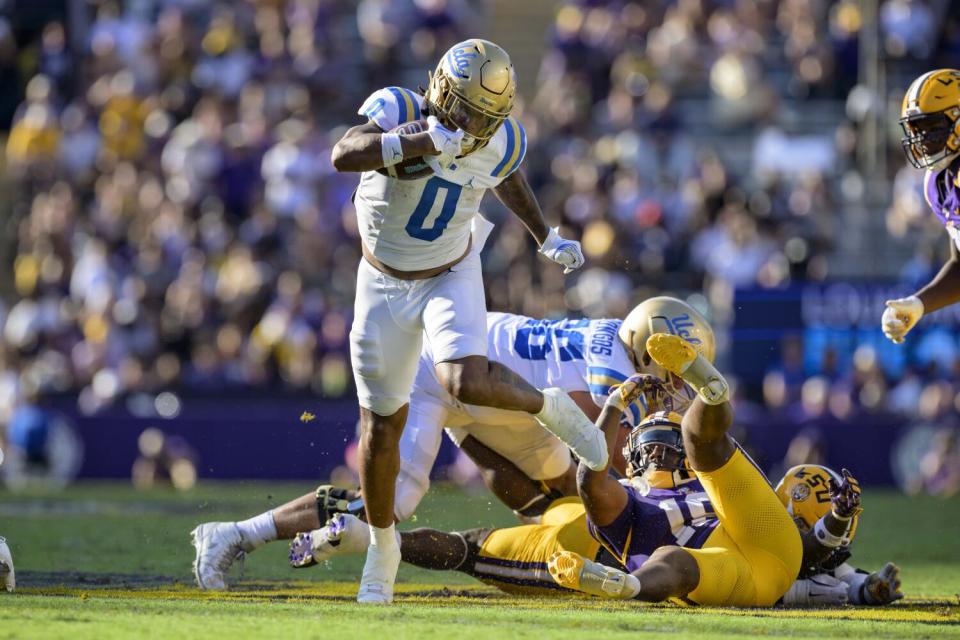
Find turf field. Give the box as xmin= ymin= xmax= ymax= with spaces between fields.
xmin=1 ymin=482 xmax=958 ymax=639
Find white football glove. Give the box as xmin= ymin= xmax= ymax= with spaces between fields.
xmin=425 ymin=115 xmax=463 ymax=168
xmin=881 ymin=296 xmax=923 ymax=344
xmin=0 ymin=537 xmax=15 ymax=593
xmin=539 ymin=227 xmax=585 ymax=274
xmin=781 ymin=574 xmax=848 ymax=607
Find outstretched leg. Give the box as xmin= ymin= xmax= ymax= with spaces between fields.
xmin=289 ymin=513 xmax=483 ymax=574
xmin=356 ymin=405 xmax=406 ymax=603
xmin=437 ymin=357 xmax=607 ymax=471
xmin=645 ymin=333 xmax=734 ymax=471
xmin=549 ymin=545 xmax=699 ymax=602
xmin=646 ymin=333 xmax=802 ymax=606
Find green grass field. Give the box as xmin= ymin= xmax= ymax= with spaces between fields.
xmin=1 ymin=482 xmax=958 ymax=639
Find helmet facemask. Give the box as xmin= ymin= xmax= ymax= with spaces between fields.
xmin=900 ymin=108 xmax=960 ymax=170
xmin=624 ymin=417 xmax=692 ymax=488
xmin=424 ymin=39 xmax=516 ymax=157
xmin=426 ymin=71 xmax=509 ymax=156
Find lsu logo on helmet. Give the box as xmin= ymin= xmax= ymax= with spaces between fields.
xmin=791 ymin=483 xmax=811 ymax=503
xmin=775 ymin=464 xmax=859 ymax=545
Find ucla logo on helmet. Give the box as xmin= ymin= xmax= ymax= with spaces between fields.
xmin=445 ymin=46 xmax=478 ymax=79
xmin=665 ymin=314 xmax=702 ymax=345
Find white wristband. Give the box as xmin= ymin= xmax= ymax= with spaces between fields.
xmin=381 ymin=132 xmax=404 ymax=167
xmin=813 ymin=517 xmax=845 ymax=548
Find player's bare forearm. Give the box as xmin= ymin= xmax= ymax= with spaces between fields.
xmin=577 ymin=405 xmax=628 ymax=526
xmin=916 ymin=241 xmax=960 ymax=313
xmin=492 ymin=170 xmax=549 ymax=245
xmin=799 ymin=512 xmax=852 ymax=569
xmin=331 ymin=121 xmax=438 ymax=173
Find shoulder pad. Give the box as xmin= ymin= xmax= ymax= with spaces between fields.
xmin=358 ymin=87 xmax=425 ymax=131
xmin=489 ymin=116 xmax=527 ymax=179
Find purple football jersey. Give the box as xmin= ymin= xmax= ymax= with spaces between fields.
xmin=588 ymin=479 xmax=720 ymax=572
xmin=925 ymin=160 xmax=960 ymax=227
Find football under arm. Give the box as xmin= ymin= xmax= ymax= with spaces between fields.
xmin=576 ymin=404 xmax=629 ymax=527
xmin=915 ymin=235 xmax=960 ymax=313
xmin=330 ymin=120 xmax=438 ymax=173
xmin=492 ymin=170 xmax=550 ymax=246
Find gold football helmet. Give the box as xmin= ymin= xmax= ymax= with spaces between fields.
xmin=425 ymin=38 xmax=516 ymax=155
xmin=775 ymin=464 xmax=859 ymax=546
xmin=900 ymin=69 xmax=960 ymax=170
xmin=618 ymin=297 xmax=716 ymax=372
xmin=624 ymin=411 xmax=694 ymax=489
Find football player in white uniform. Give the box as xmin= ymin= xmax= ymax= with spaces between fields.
xmin=191 ymin=298 xmax=711 ymax=591
xmin=192 ymin=39 xmax=605 ymax=603
xmin=883 ymin=69 xmax=960 ymax=343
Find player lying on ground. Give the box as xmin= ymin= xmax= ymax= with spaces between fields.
xmin=319 ymin=37 xmax=604 ymax=603
xmin=550 ymin=334 xmax=804 ymax=606
xmin=293 ymin=411 xmax=901 ymax=606
xmin=775 ymin=465 xmax=903 ymax=606
xmin=192 ymin=297 xmax=711 ymax=589
xmin=883 ymin=69 xmax=960 ymax=343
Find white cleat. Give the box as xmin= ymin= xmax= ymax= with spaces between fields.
xmin=645 ymin=334 xmax=729 ymax=405
xmin=535 ymin=388 xmax=608 ymax=471
xmin=357 ymin=534 xmax=401 ymax=605
xmin=0 ymin=537 xmax=15 ymax=593
xmin=289 ymin=514 xmax=370 ymax=568
xmin=191 ymin=522 xmax=245 ymax=591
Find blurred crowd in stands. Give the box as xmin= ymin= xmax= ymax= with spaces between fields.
xmin=0 ymin=0 xmax=958 ymax=492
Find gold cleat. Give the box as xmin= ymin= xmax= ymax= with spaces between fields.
xmin=548 ymin=550 xmax=586 ymax=590
xmin=645 ymin=334 xmax=729 ymax=405
xmin=548 ymin=551 xmax=639 ymax=599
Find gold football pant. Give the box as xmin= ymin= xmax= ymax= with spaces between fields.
xmin=471 ymin=497 xmax=600 ymax=595
xmin=685 ymin=448 xmax=803 ymax=607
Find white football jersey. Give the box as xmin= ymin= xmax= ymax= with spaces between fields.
xmin=420 ymin=312 xmax=694 ymax=429
xmin=354 ymin=86 xmax=528 ymax=271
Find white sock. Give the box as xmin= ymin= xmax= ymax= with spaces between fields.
xmin=369 ymin=523 xmax=400 ymax=551
xmin=623 ymin=573 xmax=642 ymax=599
xmin=236 ymin=511 xmax=277 ymax=551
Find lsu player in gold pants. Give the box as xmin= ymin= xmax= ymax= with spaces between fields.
xmin=549 ymin=334 xmax=803 ymax=606
xmin=292 ymin=411 xmax=903 ymax=605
